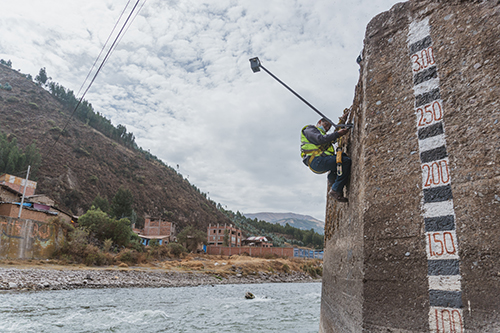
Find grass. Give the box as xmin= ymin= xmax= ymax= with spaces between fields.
xmin=0 ymin=254 xmax=322 ymax=278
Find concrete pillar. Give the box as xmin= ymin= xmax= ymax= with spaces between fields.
xmin=320 ymin=1 xmax=500 ymax=332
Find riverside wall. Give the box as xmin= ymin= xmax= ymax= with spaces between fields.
xmin=320 ymin=1 xmax=500 ymax=332
xmin=0 ymin=216 xmax=65 ymax=259
xmin=206 ymin=246 xmax=294 ymax=258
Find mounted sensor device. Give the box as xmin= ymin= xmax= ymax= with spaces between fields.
xmin=249 ymin=57 xmax=353 ymax=129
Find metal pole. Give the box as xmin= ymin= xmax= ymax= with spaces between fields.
xmin=18 ymin=165 xmax=30 ymax=219
xmin=249 ymin=57 xmax=353 ymax=129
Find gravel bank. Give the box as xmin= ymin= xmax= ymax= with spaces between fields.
xmin=0 ymin=267 xmax=319 ymax=291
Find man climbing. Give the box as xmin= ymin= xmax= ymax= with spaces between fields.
xmin=301 ymin=113 xmax=351 ymax=202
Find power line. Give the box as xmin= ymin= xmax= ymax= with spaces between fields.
xmin=76 ymin=0 xmax=133 ymax=98
xmin=104 ymin=0 xmax=148 ymax=69
xmin=47 ymin=0 xmax=145 ymax=155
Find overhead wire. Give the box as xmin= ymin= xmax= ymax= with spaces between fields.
xmin=76 ymin=0 xmax=133 ymax=98
xmin=103 ymin=0 xmax=148 ymax=69
xmin=47 ymin=0 xmax=145 ymax=155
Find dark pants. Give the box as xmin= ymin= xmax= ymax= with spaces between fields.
xmin=309 ymin=153 xmax=351 ymax=194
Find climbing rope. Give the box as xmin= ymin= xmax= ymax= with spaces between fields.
xmin=335 ymin=108 xmax=350 ymax=176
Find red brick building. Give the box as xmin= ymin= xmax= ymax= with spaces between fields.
xmin=0 ymin=174 xmax=37 ymax=197
xmin=134 ymin=217 xmax=176 ymax=246
xmin=207 ymin=223 xmax=242 ymax=247
xmin=0 ymin=176 xmax=73 ymax=224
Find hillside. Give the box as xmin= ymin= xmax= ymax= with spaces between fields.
xmin=244 ymin=212 xmax=325 ymax=234
xmin=0 ymin=64 xmax=231 ymax=230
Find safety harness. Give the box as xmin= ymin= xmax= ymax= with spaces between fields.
xmin=301 ymin=109 xmax=351 ymax=175
xmin=300 ymin=126 xmax=335 ymax=174
xmin=335 ymin=109 xmax=350 ymax=176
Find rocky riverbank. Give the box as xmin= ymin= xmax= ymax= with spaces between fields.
xmin=0 ymin=266 xmax=319 ymax=291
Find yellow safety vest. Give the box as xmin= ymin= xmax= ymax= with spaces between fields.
xmin=300 ymin=125 xmax=335 ymax=174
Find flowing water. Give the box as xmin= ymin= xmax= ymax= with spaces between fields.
xmin=0 ymin=282 xmax=321 ymax=332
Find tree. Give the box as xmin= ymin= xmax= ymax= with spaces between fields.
xmin=0 ymin=59 xmax=12 ymax=68
xmin=0 ymin=133 xmax=41 ymax=177
xmin=22 ymin=141 xmax=41 ymax=177
xmin=110 ymin=187 xmax=134 ymax=219
xmin=77 ymin=207 xmax=134 ymax=247
xmin=177 ymin=226 xmax=207 ymax=252
xmin=35 ymin=67 xmax=49 ymax=85
xmin=91 ymin=194 xmax=110 ymax=213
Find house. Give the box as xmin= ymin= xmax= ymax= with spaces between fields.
xmin=0 ymin=174 xmax=73 ymax=224
xmin=0 ymin=173 xmax=37 ymax=196
xmin=133 ymin=217 xmax=176 ymax=246
xmin=242 ymin=236 xmax=273 ymax=248
xmin=0 ymin=183 xmax=22 ymax=202
xmin=207 ymin=223 xmax=242 ymax=247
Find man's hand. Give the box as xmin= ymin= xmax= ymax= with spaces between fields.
xmin=337 ymin=128 xmax=350 ymax=136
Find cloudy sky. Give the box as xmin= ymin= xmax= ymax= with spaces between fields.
xmin=1 ymin=0 xmax=402 ymax=221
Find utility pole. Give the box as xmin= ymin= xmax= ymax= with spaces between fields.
xmin=18 ymin=165 xmax=30 ymax=219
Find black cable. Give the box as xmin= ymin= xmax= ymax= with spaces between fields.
xmin=104 ymin=0 xmax=148 ymax=69
xmin=76 ymin=0 xmax=133 ymax=97
xmin=47 ymin=0 xmax=143 ymax=155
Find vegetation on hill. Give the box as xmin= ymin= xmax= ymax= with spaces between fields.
xmin=218 ymin=207 xmax=324 ymax=249
xmin=0 ymin=61 xmax=323 ymax=250
xmin=0 ymin=60 xmax=232 ymax=230
xmin=0 ymin=131 xmax=42 ymax=178
xmin=47 ymin=81 xmax=137 ymax=149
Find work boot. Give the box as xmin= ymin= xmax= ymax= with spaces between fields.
xmin=329 ymin=189 xmax=348 ymax=202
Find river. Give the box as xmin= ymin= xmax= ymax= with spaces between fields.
xmin=1 ymin=282 xmax=321 ymax=332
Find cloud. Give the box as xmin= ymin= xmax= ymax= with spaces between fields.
xmin=0 ymin=0 xmax=401 ymax=220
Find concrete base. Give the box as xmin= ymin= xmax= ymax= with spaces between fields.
xmin=320 ymin=1 xmax=500 ymax=332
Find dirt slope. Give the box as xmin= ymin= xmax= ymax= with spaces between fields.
xmin=0 ymin=65 xmax=231 ymax=230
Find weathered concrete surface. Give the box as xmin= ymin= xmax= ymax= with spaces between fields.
xmin=320 ymin=1 xmax=499 ymax=332
xmin=0 ymin=216 xmax=65 ymax=259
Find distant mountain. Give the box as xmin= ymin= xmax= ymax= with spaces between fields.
xmin=243 ymin=212 xmax=325 ymax=234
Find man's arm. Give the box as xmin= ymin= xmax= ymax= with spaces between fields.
xmin=303 ymin=125 xmax=340 ymax=145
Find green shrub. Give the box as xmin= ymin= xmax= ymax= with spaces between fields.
xmin=59 ymin=254 xmax=74 ymax=264
xmin=149 ymin=239 xmax=160 ymax=248
xmin=28 ymin=102 xmax=39 ymax=109
xmin=68 ymin=228 xmax=90 ymax=254
xmin=149 ymin=244 xmax=170 ymax=260
xmin=128 ymin=235 xmax=144 ymax=252
xmin=167 ymin=243 xmax=187 ymax=258
xmin=74 ymin=147 xmax=90 ymax=156
xmin=84 ymin=245 xmax=112 ymax=266
xmin=6 ymin=96 xmax=18 ymax=103
xmin=49 ymin=216 xmax=74 ymax=233
xmin=2 ymin=83 xmax=12 ymax=91
xmin=301 ymin=261 xmax=323 ymax=277
xmin=102 ymin=239 xmax=113 ymax=252
xmin=117 ymin=249 xmax=144 ymax=265
xmin=77 ymin=208 xmax=134 ymax=247
xmin=51 ymin=228 xmax=89 ymax=263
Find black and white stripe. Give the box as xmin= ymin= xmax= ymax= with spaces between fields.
xmin=408 ymin=17 xmax=465 ymax=332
